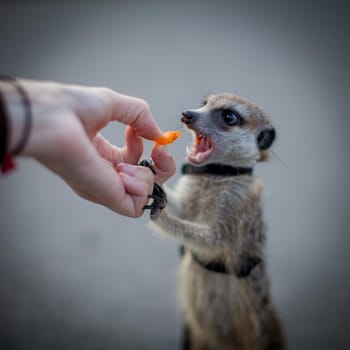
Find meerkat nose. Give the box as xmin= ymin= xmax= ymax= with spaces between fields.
xmin=181 ymin=109 xmax=198 ymax=124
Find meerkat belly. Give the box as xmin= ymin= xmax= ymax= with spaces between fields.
xmin=178 ymin=254 xmax=260 ymax=345
xmin=174 ymin=177 xmax=262 ymax=346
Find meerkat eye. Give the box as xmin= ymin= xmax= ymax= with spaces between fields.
xmin=222 ymin=110 xmax=241 ymax=126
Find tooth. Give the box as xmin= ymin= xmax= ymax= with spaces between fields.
xmin=186 ymin=145 xmax=191 ymax=155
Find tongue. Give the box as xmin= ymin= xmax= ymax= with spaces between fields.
xmin=189 ymin=136 xmax=213 ymax=163
xmin=198 ymin=136 xmax=210 ymax=152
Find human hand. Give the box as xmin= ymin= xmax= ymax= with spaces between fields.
xmin=2 ymin=80 xmax=176 ymax=217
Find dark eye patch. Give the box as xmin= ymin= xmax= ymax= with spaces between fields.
xmin=221 ymin=109 xmax=242 ymax=126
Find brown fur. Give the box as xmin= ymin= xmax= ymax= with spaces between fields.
xmin=150 ymin=94 xmax=285 ymax=349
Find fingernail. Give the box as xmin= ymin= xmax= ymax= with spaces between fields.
xmin=158 ymin=145 xmax=170 ymax=156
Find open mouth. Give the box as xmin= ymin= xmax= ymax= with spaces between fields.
xmin=186 ymin=132 xmax=214 ymax=164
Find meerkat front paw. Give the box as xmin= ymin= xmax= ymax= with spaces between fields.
xmin=139 ymin=159 xmax=168 ymax=219
xmin=148 ymin=182 xmax=167 ymax=219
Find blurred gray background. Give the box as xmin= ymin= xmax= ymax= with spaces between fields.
xmin=0 ymin=0 xmax=349 ymax=349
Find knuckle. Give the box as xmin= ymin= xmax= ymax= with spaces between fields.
xmin=137 ymin=99 xmax=151 ymax=114
xmin=98 ymin=87 xmax=115 ymax=98
xmin=93 ymin=86 xmax=109 ymax=94
xmin=96 ymin=87 xmax=116 ymax=107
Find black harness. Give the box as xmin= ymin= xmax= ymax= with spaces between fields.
xmin=181 ymin=163 xmax=253 ymax=177
xmin=179 ymin=245 xmax=229 ymax=274
xmin=180 ymin=163 xmax=256 ymax=276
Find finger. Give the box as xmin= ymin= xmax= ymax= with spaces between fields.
xmin=107 ymin=91 xmax=163 ymax=140
xmin=66 ymin=156 xmax=150 ymax=218
xmin=116 ymin=163 xmax=154 ymax=216
xmin=151 ymin=145 xmax=177 ymax=184
xmin=121 ymin=126 xmax=144 ymax=164
xmin=92 ymin=128 xmax=144 ymax=166
xmin=92 ymin=133 xmax=120 ymax=163
xmin=62 ymin=85 xmax=162 ymax=140
xmin=116 ymin=163 xmax=153 ymax=194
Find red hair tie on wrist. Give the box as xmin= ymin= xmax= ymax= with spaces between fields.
xmin=1 ymin=153 xmax=16 ymax=173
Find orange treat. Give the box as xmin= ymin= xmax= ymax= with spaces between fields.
xmin=154 ymin=131 xmax=181 ymax=145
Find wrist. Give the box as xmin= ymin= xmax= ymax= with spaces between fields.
xmin=0 ymin=78 xmax=32 ymax=155
xmin=0 ymin=79 xmax=74 ymax=160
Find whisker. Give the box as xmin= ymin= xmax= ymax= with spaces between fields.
xmin=271 ymin=150 xmax=289 ymax=169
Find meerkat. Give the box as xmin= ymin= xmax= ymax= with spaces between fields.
xmin=145 ymin=93 xmax=285 ymax=350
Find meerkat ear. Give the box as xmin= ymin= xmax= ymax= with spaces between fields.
xmin=257 ymin=127 xmax=276 ymax=150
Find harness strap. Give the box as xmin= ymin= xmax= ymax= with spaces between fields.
xmin=179 ymin=245 xmax=261 ymax=277
xmin=179 ymin=245 xmax=228 ymax=274
xmin=181 ymin=163 xmax=253 ymax=177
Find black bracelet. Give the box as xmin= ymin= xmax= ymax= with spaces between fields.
xmin=0 ymin=77 xmax=33 ymax=155
xmin=0 ymin=90 xmax=9 ymax=163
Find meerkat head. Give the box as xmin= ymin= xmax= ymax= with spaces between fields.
xmin=181 ymin=93 xmax=275 ymax=167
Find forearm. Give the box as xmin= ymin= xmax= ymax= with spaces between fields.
xmin=151 ymin=209 xmax=224 ymax=251
xmin=162 ymin=184 xmax=181 ymax=215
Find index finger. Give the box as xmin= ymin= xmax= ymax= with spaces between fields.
xmin=108 ymin=91 xmax=163 ymax=140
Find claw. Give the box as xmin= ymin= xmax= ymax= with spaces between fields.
xmin=139 ymin=159 xmax=167 ymax=218
xmin=139 ymin=158 xmax=156 ymax=174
